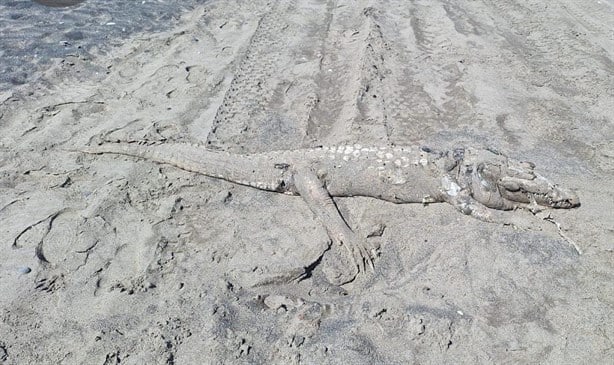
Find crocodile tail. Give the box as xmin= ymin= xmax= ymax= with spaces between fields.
xmin=78 ymin=142 xmax=281 ymax=190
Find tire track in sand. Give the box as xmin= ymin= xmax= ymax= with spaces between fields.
xmin=304 ymin=0 xmax=390 ymax=145
xmin=206 ymin=0 xmax=291 ymax=152
xmin=364 ymin=1 xmax=479 ymax=144
xmin=206 ymin=0 xmax=335 ymax=152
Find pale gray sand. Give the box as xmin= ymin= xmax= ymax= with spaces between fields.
xmin=0 ymin=0 xmax=612 ymax=363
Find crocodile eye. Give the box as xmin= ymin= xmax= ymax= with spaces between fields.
xmin=476 ymin=163 xmax=487 ymax=176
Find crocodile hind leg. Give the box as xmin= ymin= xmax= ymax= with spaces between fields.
xmin=292 ymin=167 xmax=374 ymax=274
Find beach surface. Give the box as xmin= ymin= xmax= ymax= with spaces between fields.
xmin=1 ymin=0 xmax=613 ymax=363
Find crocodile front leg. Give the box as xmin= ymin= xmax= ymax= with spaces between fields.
xmin=292 ymin=167 xmax=374 ymax=273
xmin=445 ymin=190 xmax=530 ymax=227
xmin=446 ymin=193 xmax=496 ymax=222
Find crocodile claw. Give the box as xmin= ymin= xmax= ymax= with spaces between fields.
xmin=334 ymin=230 xmax=375 ymax=274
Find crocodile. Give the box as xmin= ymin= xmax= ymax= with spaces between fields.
xmin=79 ymin=142 xmax=580 ymax=272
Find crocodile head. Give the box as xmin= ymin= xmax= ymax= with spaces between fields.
xmin=463 ymin=151 xmax=580 ymax=211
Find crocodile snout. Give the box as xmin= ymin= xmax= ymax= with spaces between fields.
xmin=550 ymin=188 xmax=580 ymax=208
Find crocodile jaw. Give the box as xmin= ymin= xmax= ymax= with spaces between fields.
xmin=498 ymin=174 xmax=580 ymax=208
xmin=469 ymin=160 xmax=580 ymax=210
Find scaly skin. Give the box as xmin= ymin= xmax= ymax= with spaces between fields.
xmin=80 ymin=142 xmax=580 ymax=278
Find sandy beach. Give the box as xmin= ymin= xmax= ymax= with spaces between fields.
xmin=1 ymin=0 xmax=613 ymax=363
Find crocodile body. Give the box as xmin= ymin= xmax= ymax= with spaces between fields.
xmin=84 ymin=143 xmax=454 ymax=202
xmin=81 ymin=142 xmax=580 ymax=274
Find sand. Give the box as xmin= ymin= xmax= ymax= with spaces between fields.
xmin=0 ymin=0 xmax=612 ymax=363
